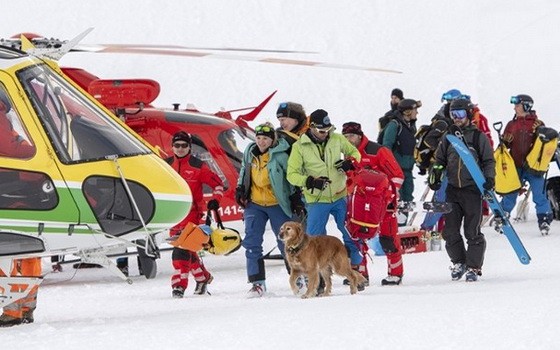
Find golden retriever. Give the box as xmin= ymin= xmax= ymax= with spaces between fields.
xmin=279 ymin=221 xmax=366 ymax=298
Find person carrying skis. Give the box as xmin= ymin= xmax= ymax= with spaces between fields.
xmin=431 ymin=98 xmax=495 ymax=282
xmin=167 ymin=131 xmax=224 ymax=298
xmin=500 ymin=94 xmax=553 ymax=234
xmin=342 ymin=121 xmax=405 ymax=286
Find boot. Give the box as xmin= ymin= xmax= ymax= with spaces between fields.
xmin=0 ymin=313 xmax=23 ymax=327
xmin=194 ymin=275 xmax=213 ymax=295
xmin=22 ymin=308 xmax=35 ymax=324
xmin=172 ymin=286 xmax=185 ymax=299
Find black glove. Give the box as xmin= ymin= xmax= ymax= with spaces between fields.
xmin=235 ymin=186 xmax=247 ymax=208
xmin=305 ymin=176 xmax=331 ymax=191
xmin=418 ymin=168 xmax=427 ymax=176
xmin=334 ymin=159 xmax=355 ymax=172
xmin=207 ymin=199 xmax=220 ymax=211
xmin=289 ymin=193 xmax=306 ymax=216
xmin=483 ymin=177 xmax=495 ymax=191
xmin=428 ymin=164 xmax=445 ymax=191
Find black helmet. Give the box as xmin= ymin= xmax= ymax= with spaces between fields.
xmin=510 ymin=94 xmax=534 ymax=112
xmin=397 ymin=98 xmax=421 ymax=112
xmin=449 ymin=98 xmax=475 ymax=120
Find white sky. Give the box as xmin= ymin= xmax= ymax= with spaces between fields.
xmin=2 ymin=1 xmax=560 ymax=348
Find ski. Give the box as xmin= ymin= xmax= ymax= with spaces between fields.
xmin=446 ymin=133 xmax=531 ymax=265
xmin=398 ymin=201 xmax=452 ymax=214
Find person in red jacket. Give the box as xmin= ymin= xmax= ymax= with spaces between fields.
xmin=167 ymin=131 xmax=224 ymax=298
xmin=342 ymin=122 xmax=405 ymax=286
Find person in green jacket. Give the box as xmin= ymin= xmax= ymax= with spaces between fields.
xmin=235 ymin=122 xmax=301 ymax=297
xmin=287 ymin=109 xmax=363 ymax=281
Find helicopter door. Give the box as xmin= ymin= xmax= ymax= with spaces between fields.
xmin=0 ymin=78 xmax=79 ymax=241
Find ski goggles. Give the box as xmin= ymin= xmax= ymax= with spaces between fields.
xmin=510 ymin=95 xmax=523 ymax=104
xmin=450 ymin=109 xmax=468 ymax=120
xmin=255 ymin=125 xmax=274 ymax=133
xmin=441 ymin=91 xmax=461 ymax=102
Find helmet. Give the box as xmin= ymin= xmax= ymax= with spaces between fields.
xmin=441 ymin=89 xmax=462 ymax=102
xmin=397 ymin=99 xmax=422 ymax=112
xmin=510 ymin=94 xmax=534 ymax=112
xmin=449 ymin=98 xmax=475 ymax=120
xmin=206 ymin=228 xmax=242 ymax=255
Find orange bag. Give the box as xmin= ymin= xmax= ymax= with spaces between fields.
xmin=169 ymin=222 xmax=210 ymax=252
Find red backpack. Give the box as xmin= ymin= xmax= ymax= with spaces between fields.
xmin=346 ymin=168 xmax=392 ymax=240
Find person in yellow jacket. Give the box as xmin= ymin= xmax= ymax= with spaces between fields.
xmin=0 ymin=257 xmax=41 ymax=327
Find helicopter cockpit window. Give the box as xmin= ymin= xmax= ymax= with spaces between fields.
xmin=190 ymin=135 xmax=229 ymax=192
xmin=0 ymin=85 xmax=36 ymax=159
xmin=16 ymin=64 xmax=151 ymax=164
xmin=0 ymin=168 xmax=58 ymax=210
xmin=218 ymin=127 xmax=254 ymax=173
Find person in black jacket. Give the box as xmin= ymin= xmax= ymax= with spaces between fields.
xmin=431 ymin=98 xmax=495 ymax=282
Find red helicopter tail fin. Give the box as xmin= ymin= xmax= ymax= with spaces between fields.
xmin=237 ymin=90 xmax=277 ymax=123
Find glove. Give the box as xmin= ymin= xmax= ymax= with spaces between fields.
xmin=418 ymin=167 xmax=427 ymax=176
xmin=483 ymin=177 xmax=495 ymax=191
xmin=207 ymin=199 xmax=220 ymax=211
xmin=235 ymin=186 xmax=247 ymax=208
xmin=305 ymin=176 xmax=331 ymax=191
xmin=289 ymin=193 xmax=306 ymax=216
xmin=428 ymin=164 xmax=445 ymax=191
xmin=334 ymin=159 xmax=355 ymax=172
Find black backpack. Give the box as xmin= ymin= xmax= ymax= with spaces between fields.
xmin=377 ymin=111 xmax=402 ymax=145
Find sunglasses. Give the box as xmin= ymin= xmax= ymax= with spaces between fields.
xmin=173 ymin=143 xmax=190 ymax=149
xmin=255 ymin=125 xmax=274 ymax=133
xmin=450 ymin=109 xmax=468 ymax=120
xmin=313 ymin=125 xmax=333 ymax=134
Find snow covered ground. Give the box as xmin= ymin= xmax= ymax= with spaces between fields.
xmin=2 ymin=0 xmax=560 ymax=348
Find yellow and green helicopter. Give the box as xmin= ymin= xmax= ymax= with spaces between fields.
xmin=0 ymin=32 xmax=191 ymax=308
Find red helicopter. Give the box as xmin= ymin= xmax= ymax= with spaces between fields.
xmin=0 ymin=30 xmax=401 ymax=228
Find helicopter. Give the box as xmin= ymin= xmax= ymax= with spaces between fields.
xmin=0 ymin=29 xmax=401 ymax=284
xmin=0 ymin=37 xmax=193 ymax=308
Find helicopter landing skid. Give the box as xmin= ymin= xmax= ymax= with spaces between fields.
xmin=76 ymin=249 xmax=133 ymax=284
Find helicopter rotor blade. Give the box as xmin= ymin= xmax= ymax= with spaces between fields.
xmin=73 ymin=45 xmax=402 ymax=74
xmin=73 ymin=43 xmax=318 ymax=55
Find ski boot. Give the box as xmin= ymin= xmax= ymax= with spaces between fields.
xmin=465 ymin=268 xmax=482 ymax=282
xmin=450 ymin=263 xmax=467 ymax=281
xmin=539 ymin=222 xmax=550 ymax=236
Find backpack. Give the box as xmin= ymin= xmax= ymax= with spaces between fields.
xmin=413 ymin=124 xmax=433 ymax=171
xmin=377 ymin=111 xmax=402 ymax=145
xmin=494 ymin=143 xmax=521 ymax=195
xmin=346 ymin=168 xmax=392 ymax=240
xmin=524 ymin=126 xmax=559 ymax=176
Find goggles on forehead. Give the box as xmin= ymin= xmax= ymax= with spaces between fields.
xmin=255 ymin=125 xmax=274 ymax=133
xmin=450 ymin=109 xmax=468 ymax=120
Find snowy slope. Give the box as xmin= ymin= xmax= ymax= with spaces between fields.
xmin=2 ymin=1 xmax=560 ymax=348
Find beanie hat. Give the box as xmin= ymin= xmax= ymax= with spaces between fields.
xmin=254 ymin=123 xmax=276 ymax=140
xmin=172 ymin=131 xmax=192 ymax=145
xmin=309 ymin=109 xmax=332 ymax=129
xmin=391 ymin=88 xmax=404 ymax=100
xmin=276 ymin=102 xmax=306 ymax=122
xmin=342 ymin=122 xmax=363 ymax=136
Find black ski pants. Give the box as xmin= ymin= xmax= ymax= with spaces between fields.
xmin=442 ymin=185 xmax=486 ymax=269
